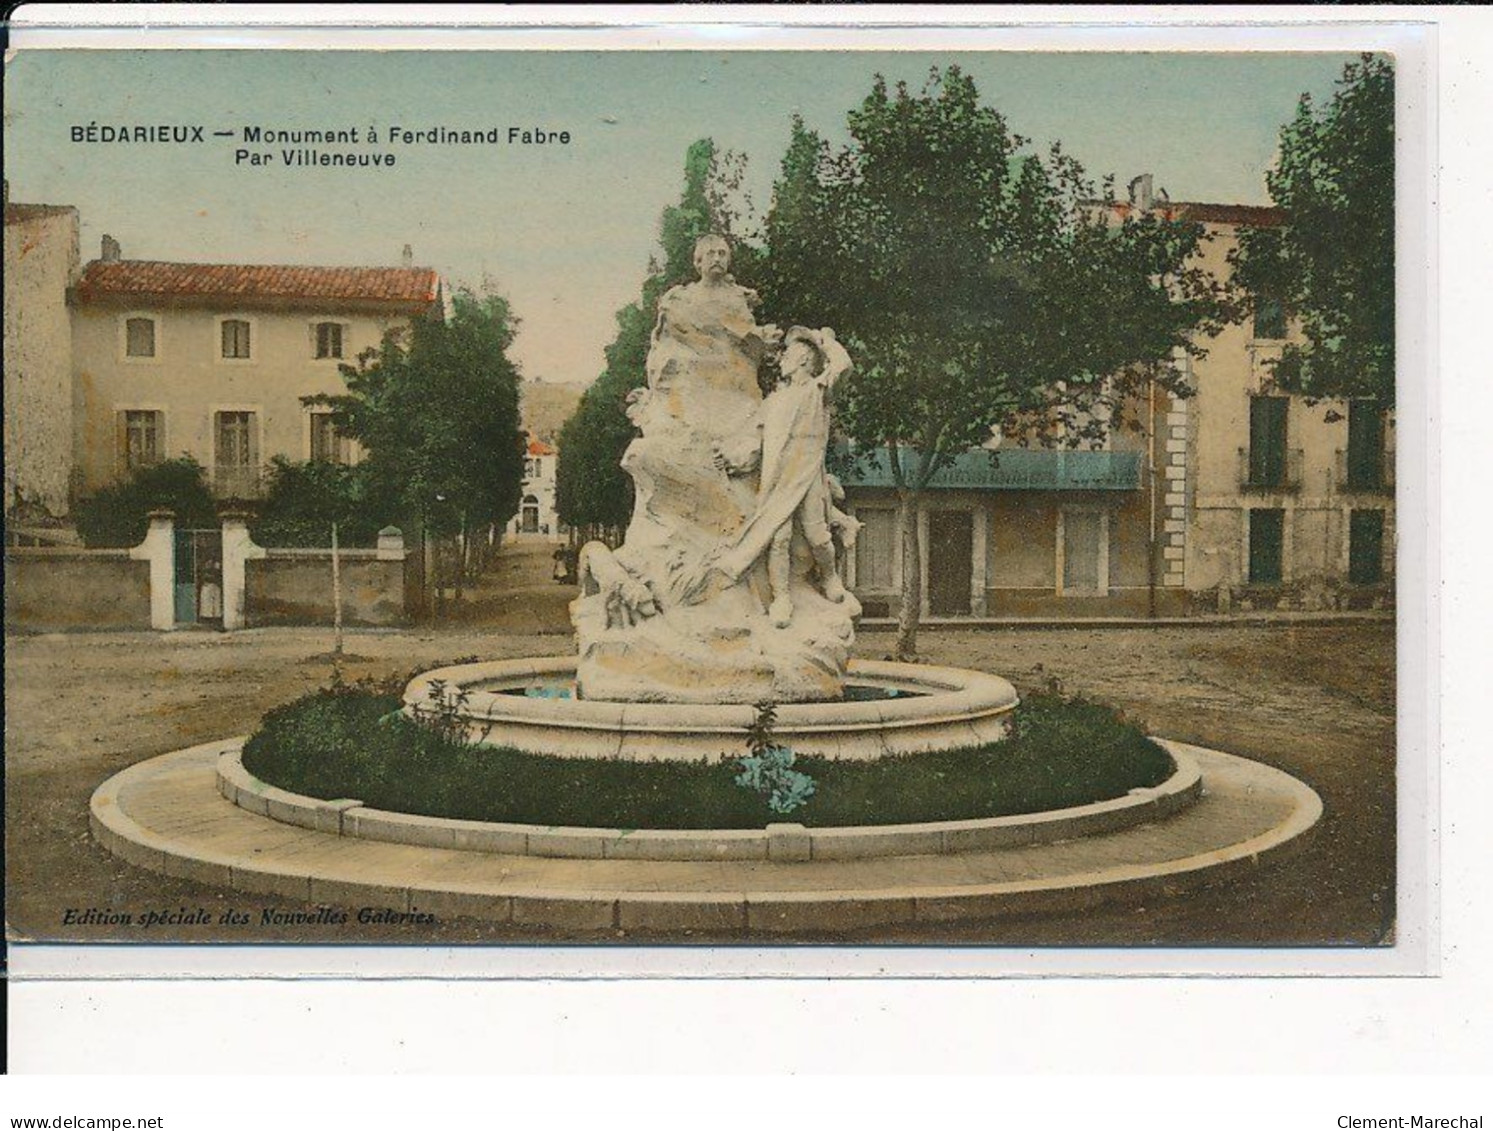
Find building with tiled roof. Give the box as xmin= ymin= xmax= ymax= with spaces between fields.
xmin=512 ymin=434 xmax=563 ymax=540
xmin=68 ymin=235 xmax=446 ymax=500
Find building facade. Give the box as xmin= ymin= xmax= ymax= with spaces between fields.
xmin=842 ymin=198 xmax=1394 ymax=619
xmin=510 ymin=437 xmax=562 ymax=538
xmin=4 ymin=193 xmax=81 ymax=518
xmin=69 ymin=240 xmax=445 ymax=499
xmin=842 ymin=419 xmax=1170 ymax=620
xmin=1177 ymin=206 xmax=1395 ymax=612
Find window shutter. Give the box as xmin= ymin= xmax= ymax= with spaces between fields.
xmin=1248 ymin=508 xmax=1285 ymax=584
xmin=1349 ymin=510 xmax=1385 ymax=584
xmin=1253 ymin=297 xmax=1286 ymax=341
xmin=1249 ymin=397 xmax=1288 ymax=486
xmin=1347 ymin=401 xmax=1384 ymax=489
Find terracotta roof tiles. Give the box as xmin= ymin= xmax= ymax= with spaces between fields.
xmin=1105 ymin=200 xmax=1287 ymax=227
xmin=73 ymin=260 xmax=441 ymax=309
xmin=1167 ymin=202 xmax=1288 ymax=227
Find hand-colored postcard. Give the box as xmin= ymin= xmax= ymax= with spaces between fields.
xmin=2 ymin=20 xmax=1432 ymax=976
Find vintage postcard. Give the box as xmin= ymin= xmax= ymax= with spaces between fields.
xmin=2 ymin=18 xmax=1432 ymax=977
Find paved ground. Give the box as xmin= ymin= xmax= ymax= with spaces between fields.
xmin=5 ymin=540 xmax=1396 ymax=946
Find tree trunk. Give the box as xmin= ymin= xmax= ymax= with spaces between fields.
xmin=422 ymin=520 xmax=439 ymax=621
xmin=454 ymin=514 xmax=466 ymax=604
xmin=895 ymin=488 xmax=922 ymax=659
xmin=479 ymin=522 xmax=498 ymax=576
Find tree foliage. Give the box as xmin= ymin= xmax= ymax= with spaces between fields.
xmin=1231 ymin=53 xmax=1395 ymax=405
xmin=75 ymin=457 xmax=218 ymax=548
xmin=555 ymin=139 xmax=754 ymax=535
xmin=555 ymin=300 xmax=652 ymax=537
xmin=757 ymin=66 xmax=1224 ymax=653
xmin=307 ymin=286 xmax=527 ymax=541
xmin=763 ymin=66 xmax=1220 ymax=473
xmin=248 ymin=457 xmax=392 ymax=549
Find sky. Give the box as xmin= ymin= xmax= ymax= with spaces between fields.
xmin=4 ymin=49 xmax=1361 ymax=386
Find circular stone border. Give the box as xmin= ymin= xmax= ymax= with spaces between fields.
xmin=217 ymin=742 xmax=1202 ymax=862
xmin=91 ymin=739 xmax=1324 ymax=933
xmin=403 ymin=657 xmax=1020 ymax=761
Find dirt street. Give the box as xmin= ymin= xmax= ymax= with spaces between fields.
xmin=5 ymin=540 xmax=1396 ymax=946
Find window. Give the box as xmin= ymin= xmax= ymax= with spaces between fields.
xmin=121 ymin=410 xmax=163 ymax=470
xmin=1253 ymin=297 xmax=1287 ymax=341
xmin=310 ymin=413 xmax=352 ymax=465
xmin=1346 ymin=400 xmax=1386 ymax=489
xmin=1050 ymin=376 xmax=1115 ymax=451
xmin=1248 ymin=508 xmax=1285 ymax=585
xmin=315 ymin=322 xmax=344 ymax=359
xmin=214 ymin=411 xmax=258 ymax=496
xmin=1349 ymin=510 xmax=1385 ymax=585
xmin=1060 ymin=510 xmax=1107 ymax=595
xmin=854 ymin=508 xmax=897 ymax=591
xmin=525 ymin=458 xmax=540 ymax=479
xmin=1247 ymin=395 xmax=1289 ymax=487
xmin=221 ymin=319 xmax=251 ymax=360
xmin=125 ymin=317 xmax=156 ymax=358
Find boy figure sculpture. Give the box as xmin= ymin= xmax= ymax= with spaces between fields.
xmin=711 ymin=326 xmax=856 ymax=627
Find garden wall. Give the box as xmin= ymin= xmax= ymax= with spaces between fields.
xmin=4 ymin=547 xmax=152 ymax=629
xmin=245 ymin=550 xmax=409 ymax=627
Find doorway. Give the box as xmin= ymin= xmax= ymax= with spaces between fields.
xmin=927 ymin=510 xmax=974 ymax=616
xmin=173 ymin=528 xmax=224 ymax=627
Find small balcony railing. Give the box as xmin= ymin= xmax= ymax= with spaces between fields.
xmin=1334 ymin=449 xmax=1394 ymax=494
xmin=1238 ymin=447 xmax=1304 ymax=492
xmin=214 ymin=466 xmax=264 ymax=500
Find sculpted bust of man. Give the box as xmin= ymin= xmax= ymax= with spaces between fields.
xmin=647 ymin=234 xmax=781 ymax=406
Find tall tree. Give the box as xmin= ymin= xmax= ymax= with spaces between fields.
xmin=556 ymin=139 xmax=754 ymax=536
xmin=555 ymin=300 xmax=653 ymax=537
xmin=308 ymin=286 xmax=526 ymax=590
xmin=760 ymin=67 xmax=1224 ymax=657
xmin=1231 ymin=53 xmax=1395 ymax=406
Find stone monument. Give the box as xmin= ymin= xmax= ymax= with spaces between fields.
xmin=571 ymin=234 xmax=862 ymax=703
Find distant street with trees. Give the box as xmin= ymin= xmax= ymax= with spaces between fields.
xmin=305 ymin=286 xmax=527 ymax=605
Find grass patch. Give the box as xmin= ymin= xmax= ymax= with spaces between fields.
xmin=240 ymin=686 xmax=1173 ymax=830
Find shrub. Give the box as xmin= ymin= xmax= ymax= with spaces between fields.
xmin=241 ymin=686 xmax=1173 ymax=830
xmin=74 ymin=458 xmax=218 ymax=547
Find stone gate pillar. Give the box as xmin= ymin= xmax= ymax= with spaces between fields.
xmin=129 ymin=509 xmax=175 ymax=631
xmin=219 ymin=510 xmax=265 ymax=631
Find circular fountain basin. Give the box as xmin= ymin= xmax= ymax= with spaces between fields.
xmin=403 ymin=657 xmax=1019 ymax=762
